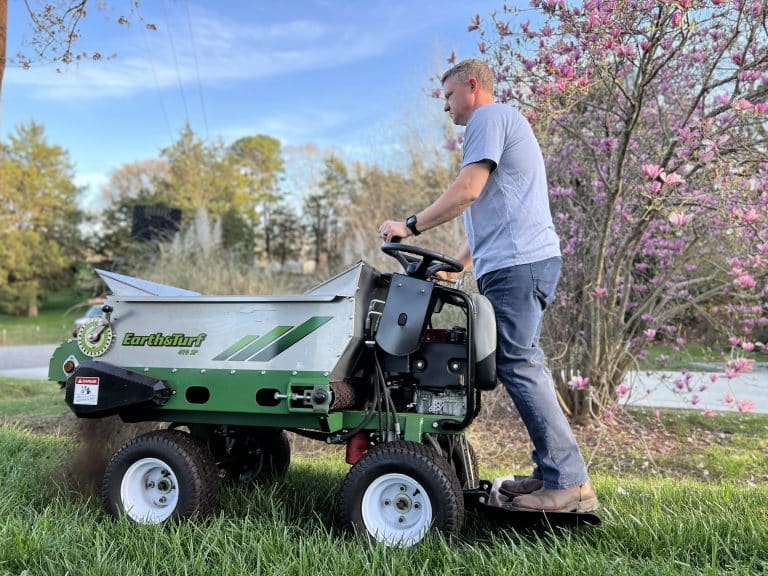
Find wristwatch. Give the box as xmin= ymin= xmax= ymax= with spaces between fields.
xmin=405 ymin=214 xmax=421 ymax=236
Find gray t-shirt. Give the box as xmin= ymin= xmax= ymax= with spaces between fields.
xmin=461 ymin=103 xmax=561 ymax=278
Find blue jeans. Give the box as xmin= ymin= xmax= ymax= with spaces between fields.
xmin=478 ymin=257 xmax=589 ymax=489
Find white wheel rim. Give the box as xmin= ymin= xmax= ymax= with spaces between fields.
xmin=120 ymin=457 xmax=180 ymax=523
xmin=361 ymin=472 xmax=433 ymax=546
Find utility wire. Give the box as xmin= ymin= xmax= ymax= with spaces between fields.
xmin=139 ymin=12 xmax=174 ymax=143
xmin=184 ymin=0 xmax=209 ymax=139
xmin=161 ymin=0 xmax=190 ymax=126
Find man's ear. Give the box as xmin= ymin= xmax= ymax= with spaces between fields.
xmin=468 ymin=78 xmax=478 ymax=92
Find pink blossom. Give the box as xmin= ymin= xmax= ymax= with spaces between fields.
xmin=724 ymin=393 xmax=735 ymax=404
xmin=641 ymin=313 xmax=654 ymax=323
xmin=668 ymin=212 xmax=692 ymax=227
xmin=742 ymin=207 xmax=760 ymax=222
xmin=649 ymin=182 xmax=662 ymax=194
xmin=467 ymin=14 xmax=481 ymax=32
xmin=709 ymin=373 xmax=719 ymax=383
xmin=734 ymin=274 xmax=757 ymax=290
xmin=672 ymin=11 xmax=682 ymax=26
xmin=711 ymin=0 xmax=729 ymax=4
xmin=642 ymin=164 xmax=663 ymax=179
xmin=644 ymin=329 xmax=657 ymax=339
xmin=737 ymin=400 xmax=756 ymax=412
xmin=731 ymin=99 xmax=753 ymax=111
xmin=569 ymin=375 xmax=590 ymax=390
xmin=616 ymin=383 xmax=631 ymax=395
xmin=640 ymin=39 xmax=651 ymax=52
xmin=660 ymin=172 xmax=685 ymax=185
xmin=691 ymin=395 xmax=700 ymax=405
xmin=729 ymin=336 xmax=742 ymax=346
xmin=742 ymin=342 xmax=755 ymax=352
xmin=615 ymin=44 xmax=635 ymax=58
xmin=730 ymin=357 xmax=754 ymax=373
xmin=594 ymin=287 xmax=607 ymax=297
xmin=703 ymin=409 xmax=715 ymax=417
xmin=715 ymin=92 xmax=731 ymax=106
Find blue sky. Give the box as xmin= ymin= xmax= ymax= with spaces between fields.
xmin=2 ymin=0 xmax=499 ymax=206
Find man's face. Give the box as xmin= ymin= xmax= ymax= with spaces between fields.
xmin=443 ymin=76 xmax=474 ymax=126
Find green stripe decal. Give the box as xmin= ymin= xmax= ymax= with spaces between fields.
xmin=212 ymin=335 xmax=259 ymax=361
xmin=229 ymin=326 xmax=294 ymax=361
xmin=250 ymin=316 xmax=333 ymax=362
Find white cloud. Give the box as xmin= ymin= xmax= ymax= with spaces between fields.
xmin=7 ymin=5 xmax=427 ymax=102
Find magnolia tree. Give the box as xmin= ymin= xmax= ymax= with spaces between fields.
xmin=465 ymin=0 xmax=767 ymax=422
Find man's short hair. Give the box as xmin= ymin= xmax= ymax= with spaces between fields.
xmin=441 ymin=59 xmax=494 ymax=93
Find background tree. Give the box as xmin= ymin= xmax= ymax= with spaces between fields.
xmin=96 ymin=159 xmax=171 ymax=268
xmin=471 ymin=0 xmax=767 ymax=421
xmin=229 ymin=135 xmax=285 ymax=265
xmin=99 ymin=126 xmax=258 ymax=269
xmin=0 ymin=121 xmax=82 ymax=315
xmin=303 ymin=155 xmax=349 ymax=274
xmin=266 ymin=202 xmax=303 ymax=269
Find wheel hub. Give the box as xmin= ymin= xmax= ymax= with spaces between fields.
xmin=361 ymin=473 xmax=433 ymax=546
xmin=121 ymin=457 xmax=180 ymax=523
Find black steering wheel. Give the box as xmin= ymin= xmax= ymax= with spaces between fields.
xmin=381 ymin=242 xmax=464 ymax=280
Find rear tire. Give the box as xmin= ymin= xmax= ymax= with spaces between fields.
xmin=339 ymin=440 xmax=464 ymax=546
xmin=102 ymin=429 xmax=219 ymax=523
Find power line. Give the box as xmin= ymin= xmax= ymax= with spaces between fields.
xmin=161 ymin=0 xmax=190 ymax=126
xmin=184 ymin=0 xmax=209 ymax=139
xmin=139 ymin=13 xmax=174 ymax=143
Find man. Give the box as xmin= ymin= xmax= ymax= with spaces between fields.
xmin=378 ymin=59 xmax=597 ymax=513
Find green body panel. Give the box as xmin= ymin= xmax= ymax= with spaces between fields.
xmin=50 ymin=340 xmax=459 ymax=438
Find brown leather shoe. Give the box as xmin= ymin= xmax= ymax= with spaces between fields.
xmin=507 ymin=481 xmax=599 ymax=513
xmin=499 ymin=476 xmax=544 ymax=498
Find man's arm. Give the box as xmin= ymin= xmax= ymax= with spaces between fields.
xmin=378 ymin=161 xmax=492 ymax=241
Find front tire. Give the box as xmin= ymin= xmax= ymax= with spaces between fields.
xmin=102 ymin=429 xmax=219 ymax=524
xmin=339 ymin=440 xmax=464 ymax=546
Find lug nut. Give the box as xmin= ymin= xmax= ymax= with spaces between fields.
xmin=159 ymin=496 xmax=167 ymax=504
xmin=384 ymin=500 xmax=391 ymax=506
xmin=399 ymin=485 xmax=406 ymax=492
xmin=146 ymin=482 xmax=155 ymax=489
xmin=398 ymin=516 xmax=405 ymax=523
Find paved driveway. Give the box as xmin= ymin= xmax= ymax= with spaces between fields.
xmin=0 ymin=344 xmax=58 ymax=380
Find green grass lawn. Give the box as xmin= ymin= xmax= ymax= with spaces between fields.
xmin=0 ymin=289 xmax=89 ymax=345
xmin=0 ymin=426 xmax=765 ymax=575
xmin=1 ymin=376 xmax=767 ymax=575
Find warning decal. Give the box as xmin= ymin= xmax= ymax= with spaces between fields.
xmin=73 ymin=376 xmax=100 ymax=405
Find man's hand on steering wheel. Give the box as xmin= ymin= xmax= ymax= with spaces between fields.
xmin=378 ymin=220 xmax=410 ymax=243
